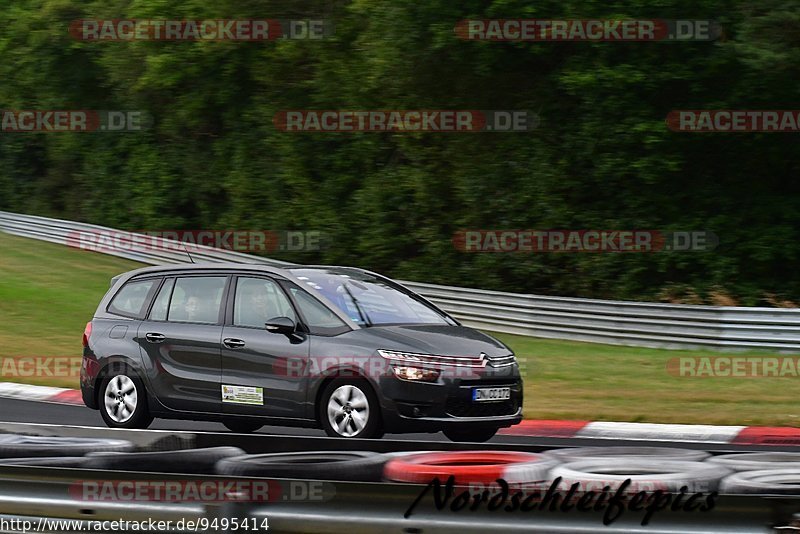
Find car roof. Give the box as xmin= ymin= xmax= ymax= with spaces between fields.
xmin=114 ymin=262 xmax=380 ymax=289
xmin=121 ymin=262 xmax=378 ymax=278
xmin=122 ymin=262 xmax=293 ymax=278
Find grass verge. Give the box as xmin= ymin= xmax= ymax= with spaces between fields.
xmin=0 ymin=232 xmax=141 ymax=386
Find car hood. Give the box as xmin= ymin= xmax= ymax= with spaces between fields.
xmin=357 ymin=324 xmax=512 ymax=358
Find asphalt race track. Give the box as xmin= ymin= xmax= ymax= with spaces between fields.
xmin=0 ymin=396 xmax=509 ymax=443
xmin=0 ymin=397 xmax=421 ymax=439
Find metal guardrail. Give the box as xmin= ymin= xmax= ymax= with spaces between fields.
xmin=2 ymin=210 xmax=799 ymax=351
xmin=0 ymin=211 xmax=293 ymax=268
xmin=399 ymin=281 xmax=800 ymax=352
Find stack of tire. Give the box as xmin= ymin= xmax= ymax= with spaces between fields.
xmin=0 ymin=434 xmax=246 ymax=474
xmin=380 ymin=447 xmax=800 ymax=495
xmin=0 ymin=434 xmax=136 ymax=467
xmin=3 ymin=436 xmax=799 ymax=495
xmin=0 ymin=438 xmax=392 ymax=481
xmin=382 ymin=446 xmax=732 ymax=493
xmin=708 ymin=453 xmax=800 ymax=494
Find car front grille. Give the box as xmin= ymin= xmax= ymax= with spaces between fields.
xmin=486 ymin=354 xmax=516 ymax=368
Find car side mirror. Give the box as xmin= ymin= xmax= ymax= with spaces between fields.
xmin=265 ymin=317 xmax=296 ymax=335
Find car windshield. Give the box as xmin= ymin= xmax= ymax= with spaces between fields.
xmin=289 ymin=268 xmax=451 ymax=326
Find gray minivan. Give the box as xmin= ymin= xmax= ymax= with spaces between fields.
xmin=80 ymin=263 xmax=522 ymax=441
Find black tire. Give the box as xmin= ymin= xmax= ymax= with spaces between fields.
xmin=0 ymin=435 xmax=134 ymax=458
xmin=547 ymin=446 xmax=710 ymax=462
xmin=98 ymin=367 xmax=154 ymax=430
xmin=707 ymin=452 xmax=800 ymax=472
xmin=216 ymin=451 xmax=388 ymax=482
xmin=223 ymin=421 xmax=263 ymax=434
xmin=720 ymin=469 xmax=800 ymax=494
xmin=318 ymin=378 xmax=382 ymax=439
xmin=0 ymin=457 xmax=92 ymax=468
xmin=551 ymin=459 xmax=731 ymax=493
xmin=443 ymin=428 xmax=498 ymax=443
xmin=84 ymin=446 xmax=246 ymax=474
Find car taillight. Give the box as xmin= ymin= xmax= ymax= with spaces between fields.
xmin=82 ymin=321 xmax=92 ymax=347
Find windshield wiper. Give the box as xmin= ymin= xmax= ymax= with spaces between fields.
xmin=342 ymin=283 xmax=373 ymax=327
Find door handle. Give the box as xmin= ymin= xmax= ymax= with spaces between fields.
xmin=223 ymin=338 xmax=246 ymax=349
xmin=146 ymin=332 xmax=166 ymax=343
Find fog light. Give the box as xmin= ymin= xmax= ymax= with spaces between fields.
xmin=392 ymin=366 xmax=440 ymax=382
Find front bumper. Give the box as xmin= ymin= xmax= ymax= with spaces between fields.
xmin=378 ymin=368 xmax=524 ymax=433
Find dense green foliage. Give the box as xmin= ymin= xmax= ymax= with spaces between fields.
xmin=1 ymin=0 xmax=798 ymax=305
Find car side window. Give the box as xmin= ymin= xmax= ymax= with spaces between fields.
xmin=107 ymin=279 xmax=157 ymax=319
xmin=167 ymin=277 xmax=227 ymax=324
xmin=149 ymin=278 xmax=175 ymax=321
xmin=234 ymin=277 xmax=296 ymax=328
xmin=289 ymin=287 xmax=349 ymax=336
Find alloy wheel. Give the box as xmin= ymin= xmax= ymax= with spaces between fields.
xmin=104 ymin=375 xmax=138 ymax=423
xmin=326 ymin=385 xmax=370 ymax=437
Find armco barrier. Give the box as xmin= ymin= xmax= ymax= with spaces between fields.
xmin=2 ymin=210 xmax=799 ymax=351
xmin=0 ymin=211 xmax=292 ymax=268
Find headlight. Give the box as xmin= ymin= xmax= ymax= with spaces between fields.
xmin=377 ymin=349 xmax=487 ymax=368
xmin=391 ymin=366 xmax=440 ymax=382
xmin=378 ymin=349 xmax=426 ymax=364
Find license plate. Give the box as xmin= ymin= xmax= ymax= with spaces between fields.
xmin=472 ymin=387 xmax=511 ymax=402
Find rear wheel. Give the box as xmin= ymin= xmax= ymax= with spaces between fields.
xmin=443 ymin=428 xmax=498 ymax=443
xmin=223 ymin=421 xmax=263 ymax=434
xmin=98 ymin=368 xmax=153 ymax=429
xmin=319 ymin=378 xmax=382 ymax=439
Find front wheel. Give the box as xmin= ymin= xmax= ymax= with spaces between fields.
xmin=319 ymin=378 xmax=383 ymax=439
xmin=443 ymin=427 xmax=498 ymax=443
xmin=98 ymin=369 xmax=153 ymax=429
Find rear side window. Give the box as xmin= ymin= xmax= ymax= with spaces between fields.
xmin=149 ymin=278 xmax=175 ymax=321
xmin=108 ymin=279 xmax=157 ymax=319
xmin=167 ymin=276 xmax=227 ymax=324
